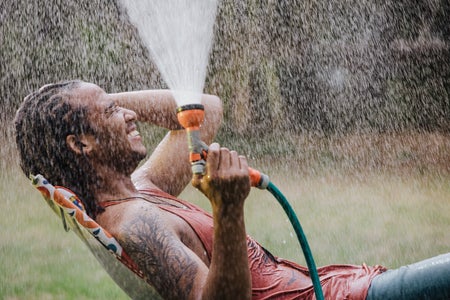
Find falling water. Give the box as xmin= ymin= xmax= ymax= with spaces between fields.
xmin=1 ymin=1 xmax=449 ymax=299
xmin=119 ymin=0 xmax=219 ymax=106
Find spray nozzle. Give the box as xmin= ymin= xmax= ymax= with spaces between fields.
xmin=176 ymin=104 xmax=269 ymax=189
xmin=176 ymin=104 xmax=209 ymax=174
xmin=176 ymin=104 xmax=205 ymax=130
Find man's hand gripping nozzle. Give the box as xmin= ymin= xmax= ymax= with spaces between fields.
xmin=176 ymin=104 xmax=269 ymax=189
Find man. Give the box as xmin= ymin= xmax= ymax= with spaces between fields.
xmin=15 ymin=80 xmax=449 ymax=299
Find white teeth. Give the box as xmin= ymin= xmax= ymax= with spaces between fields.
xmin=128 ymin=130 xmax=140 ymax=137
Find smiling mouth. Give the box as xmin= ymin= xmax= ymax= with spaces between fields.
xmin=128 ymin=130 xmax=140 ymax=138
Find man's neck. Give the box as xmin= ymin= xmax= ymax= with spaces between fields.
xmin=92 ymin=164 xmax=139 ymax=202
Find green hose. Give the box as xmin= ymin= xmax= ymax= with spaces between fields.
xmin=176 ymin=114 xmax=324 ymax=298
xmin=266 ymin=181 xmax=324 ymax=300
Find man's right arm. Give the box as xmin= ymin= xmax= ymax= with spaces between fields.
xmin=117 ymin=208 xmax=210 ymax=299
xmin=192 ymin=143 xmax=252 ymax=299
xmin=118 ymin=143 xmax=252 ymax=300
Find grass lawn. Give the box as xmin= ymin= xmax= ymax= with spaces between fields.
xmin=1 ymin=132 xmax=449 ymax=299
xmin=0 ymin=172 xmax=130 ymax=300
xmin=184 ymin=169 xmax=450 ymax=268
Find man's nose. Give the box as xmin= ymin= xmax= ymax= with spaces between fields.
xmin=123 ymin=108 xmax=137 ymax=122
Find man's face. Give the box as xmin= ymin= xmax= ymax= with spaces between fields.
xmin=69 ymin=83 xmax=147 ymax=172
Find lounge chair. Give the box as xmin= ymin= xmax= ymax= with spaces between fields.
xmin=31 ymin=174 xmax=163 ymax=300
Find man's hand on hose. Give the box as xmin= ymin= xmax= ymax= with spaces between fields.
xmin=192 ymin=142 xmax=251 ymax=209
xmin=191 ymin=142 xmax=252 ymax=300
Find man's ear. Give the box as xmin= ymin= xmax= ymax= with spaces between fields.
xmin=66 ymin=134 xmax=95 ymax=155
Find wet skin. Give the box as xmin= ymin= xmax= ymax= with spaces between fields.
xmin=65 ymin=83 xmax=250 ymax=299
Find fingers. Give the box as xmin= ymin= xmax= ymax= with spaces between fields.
xmin=208 ymin=143 xmax=235 ymax=173
xmin=238 ymin=154 xmax=249 ymax=172
xmin=220 ymin=147 xmax=231 ymax=170
xmin=191 ymin=173 xmax=202 ymax=189
xmin=210 ymin=143 xmax=248 ymax=173
xmin=230 ymin=150 xmax=239 ymax=169
xmin=206 ymin=143 xmax=220 ymax=173
xmin=191 ymin=142 xmax=251 ymax=204
xmin=192 ymin=142 xmax=249 ymax=186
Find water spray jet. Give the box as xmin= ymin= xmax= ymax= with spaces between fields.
xmin=120 ymin=0 xmax=323 ymax=296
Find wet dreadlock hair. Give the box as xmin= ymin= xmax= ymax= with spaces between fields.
xmin=14 ymin=80 xmax=100 ymax=217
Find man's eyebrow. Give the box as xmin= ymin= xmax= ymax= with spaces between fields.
xmin=105 ymin=101 xmax=117 ymax=112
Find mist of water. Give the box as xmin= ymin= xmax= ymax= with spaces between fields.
xmin=120 ymin=0 xmax=219 ymax=106
xmin=1 ymin=1 xmax=449 ymax=298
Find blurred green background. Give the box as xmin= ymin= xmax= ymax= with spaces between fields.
xmin=1 ymin=0 xmax=449 ymax=299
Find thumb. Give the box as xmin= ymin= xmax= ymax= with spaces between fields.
xmin=191 ymin=173 xmax=203 ymax=189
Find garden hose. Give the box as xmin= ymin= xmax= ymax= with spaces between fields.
xmin=177 ymin=104 xmax=324 ymax=299
xmin=266 ymin=181 xmax=324 ymax=300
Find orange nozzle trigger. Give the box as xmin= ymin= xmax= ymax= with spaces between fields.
xmin=189 ymin=152 xmax=202 ymax=162
xmin=189 ymin=149 xmax=208 ymax=164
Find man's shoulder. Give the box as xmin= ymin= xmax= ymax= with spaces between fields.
xmin=99 ymin=199 xmax=168 ymax=238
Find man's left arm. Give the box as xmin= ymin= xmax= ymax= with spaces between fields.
xmin=108 ymin=90 xmax=223 ymax=196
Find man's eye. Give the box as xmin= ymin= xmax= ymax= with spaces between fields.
xmin=106 ymin=104 xmax=119 ymax=116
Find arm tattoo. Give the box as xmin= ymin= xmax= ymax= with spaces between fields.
xmin=120 ymin=211 xmax=199 ymax=299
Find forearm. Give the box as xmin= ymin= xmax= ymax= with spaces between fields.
xmin=190 ymin=143 xmax=252 ymax=299
xmin=127 ymin=90 xmax=222 ymax=195
xmin=202 ymin=203 xmax=252 ymax=300
xmin=109 ymin=90 xmax=223 ymax=139
xmin=109 ymin=90 xmax=180 ymax=129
